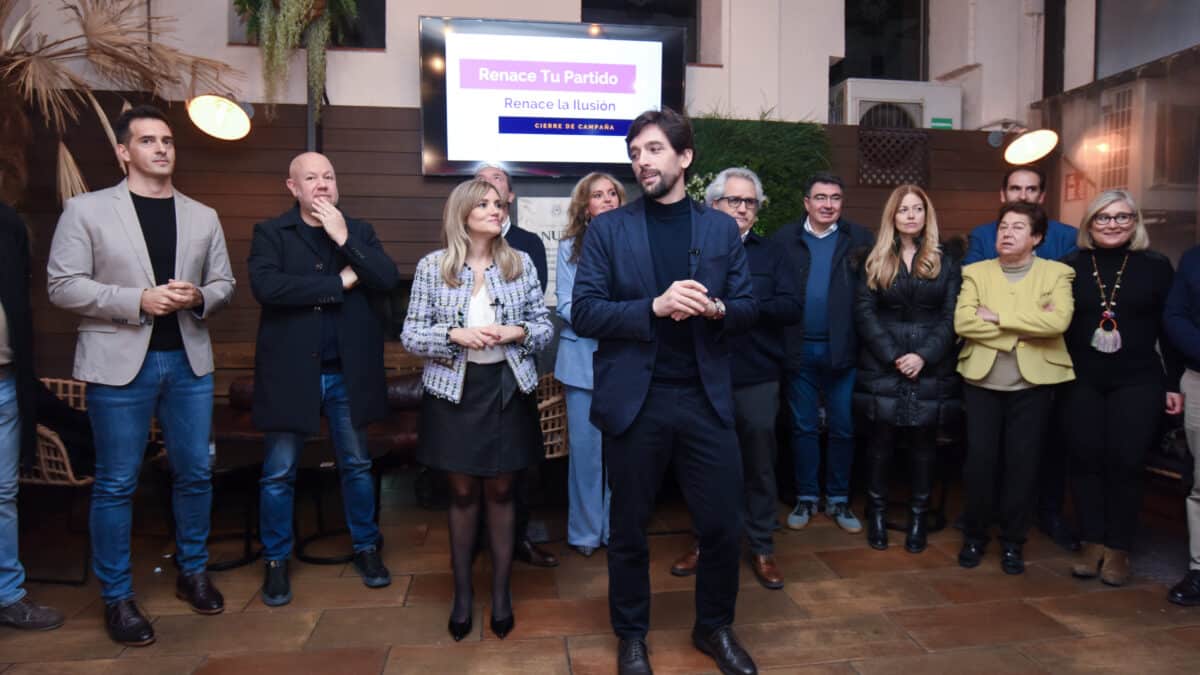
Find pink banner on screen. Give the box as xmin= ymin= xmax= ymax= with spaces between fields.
xmin=460 ymin=59 xmax=637 ymax=94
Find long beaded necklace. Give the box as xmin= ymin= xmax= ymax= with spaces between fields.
xmin=1089 ymin=252 xmax=1130 ymax=353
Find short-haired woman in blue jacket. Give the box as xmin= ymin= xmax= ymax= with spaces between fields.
xmin=401 ymin=179 xmax=553 ymax=642
xmin=556 ymin=172 xmax=626 ymax=558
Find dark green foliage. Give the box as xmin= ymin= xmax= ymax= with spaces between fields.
xmin=688 ymin=118 xmax=831 ymax=236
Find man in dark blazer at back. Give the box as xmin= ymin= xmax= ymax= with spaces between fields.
xmin=248 ymin=152 xmax=399 ymax=607
xmin=572 ymin=108 xmax=759 ymax=675
xmin=474 ymin=164 xmax=558 ymax=568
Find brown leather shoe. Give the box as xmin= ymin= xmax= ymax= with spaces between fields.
xmin=1100 ymin=547 xmax=1132 ymax=586
xmin=751 ymin=553 xmax=784 ymax=590
xmin=515 ymin=538 xmax=559 ymax=568
xmin=1071 ymin=542 xmax=1105 ymax=579
xmin=670 ymin=546 xmax=700 ymax=577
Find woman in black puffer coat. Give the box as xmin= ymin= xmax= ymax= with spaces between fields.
xmin=854 ymin=184 xmax=962 ymax=553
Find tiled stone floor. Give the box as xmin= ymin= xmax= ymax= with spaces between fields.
xmin=3 ymin=469 xmax=1199 ymax=674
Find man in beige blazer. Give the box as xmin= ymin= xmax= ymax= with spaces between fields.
xmin=47 ymin=105 xmax=234 ymax=647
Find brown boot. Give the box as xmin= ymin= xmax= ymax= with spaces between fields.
xmin=1100 ymin=548 xmax=1132 ymax=586
xmin=750 ymin=553 xmax=784 ymax=590
xmin=670 ymin=546 xmax=699 ymax=577
xmin=1071 ymin=542 xmax=1105 ymax=579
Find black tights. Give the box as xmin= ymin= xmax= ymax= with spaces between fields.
xmin=446 ymin=471 xmax=516 ymax=623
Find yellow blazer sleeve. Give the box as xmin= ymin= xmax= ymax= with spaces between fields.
xmin=954 ymin=269 xmax=1018 ymax=352
xmin=997 ymin=263 xmax=1075 ymax=337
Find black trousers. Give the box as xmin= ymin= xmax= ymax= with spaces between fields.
xmin=1062 ymin=379 xmax=1163 ymax=551
xmin=734 ymin=380 xmax=781 ymax=555
xmin=605 ymin=383 xmax=743 ymax=639
xmin=1036 ymin=385 xmax=1069 ymax=519
xmin=962 ymin=384 xmax=1054 ymax=545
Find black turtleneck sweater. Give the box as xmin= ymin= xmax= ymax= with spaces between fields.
xmin=1063 ymin=245 xmax=1182 ymax=391
xmin=645 ymin=196 xmax=697 ymax=382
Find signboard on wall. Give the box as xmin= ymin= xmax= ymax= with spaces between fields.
xmin=516 ymin=197 xmax=572 ymax=305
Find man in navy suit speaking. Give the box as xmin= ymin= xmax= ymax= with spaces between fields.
xmin=571 ymin=108 xmax=759 ymax=675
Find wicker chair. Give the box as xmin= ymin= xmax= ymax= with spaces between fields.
xmin=537 ymin=373 xmax=569 ymax=460
xmin=19 ymin=378 xmax=93 ymax=584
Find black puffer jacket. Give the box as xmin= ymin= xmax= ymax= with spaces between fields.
xmin=853 ymin=250 xmax=963 ymax=428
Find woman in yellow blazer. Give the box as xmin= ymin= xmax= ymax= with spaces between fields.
xmin=954 ymin=201 xmax=1075 ymax=575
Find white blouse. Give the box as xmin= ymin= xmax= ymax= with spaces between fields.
xmin=466 ymin=283 xmax=505 ymax=364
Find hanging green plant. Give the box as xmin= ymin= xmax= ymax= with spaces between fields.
xmin=233 ymin=0 xmax=357 ymax=119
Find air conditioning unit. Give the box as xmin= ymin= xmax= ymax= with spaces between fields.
xmin=830 ymin=78 xmax=963 ymax=129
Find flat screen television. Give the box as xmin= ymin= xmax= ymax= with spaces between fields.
xmin=419 ymin=16 xmax=686 ymax=177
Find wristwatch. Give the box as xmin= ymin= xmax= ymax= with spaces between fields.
xmin=710 ymin=298 xmax=726 ymax=320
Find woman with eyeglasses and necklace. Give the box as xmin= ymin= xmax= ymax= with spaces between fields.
xmin=1059 ymin=190 xmax=1183 ymax=586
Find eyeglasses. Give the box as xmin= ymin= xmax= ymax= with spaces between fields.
xmin=717 ymin=196 xmax=759 ymax=210
xmin=1093 ymin=212 xmax=1134 ymax=225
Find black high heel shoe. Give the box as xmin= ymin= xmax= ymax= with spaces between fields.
xmin=448 ymin=614 xmax=473 ymax=642
xmin=490 ymin=613 xmax=514 ymax=639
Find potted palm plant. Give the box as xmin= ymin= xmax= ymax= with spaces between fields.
xmin=0 ymin=0 xmax=240 ymax=204
xmin=233 ymin=0 xmax=357 ymax=119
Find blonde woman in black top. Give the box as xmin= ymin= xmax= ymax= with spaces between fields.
xmin=1060 ymin=189 xmax=1183 ymax=586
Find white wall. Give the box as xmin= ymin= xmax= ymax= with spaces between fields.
xmin=687 ymin=0 xmax=843 ymax=121
xmin=9 ymin=0 xmax=842 ymax=123
xmin=928 ymin=0 xmax=1045 ymax=129
xmin=1063 ymin=0 xmax=1095 ymax=91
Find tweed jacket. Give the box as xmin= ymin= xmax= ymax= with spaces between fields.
xmin=401 ymin=249 xmax=553 ymax=403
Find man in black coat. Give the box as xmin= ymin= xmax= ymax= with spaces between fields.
xmin=474 ymin=164 xmax=558 ymax=568
xmin=248 ymin=153 xmax=400 ymax=606
xmin=0 ymin=202 xmax=65 ymax=631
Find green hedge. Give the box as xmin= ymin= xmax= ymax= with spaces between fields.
xmin=686 ymin=117 xmax=830 ymax=236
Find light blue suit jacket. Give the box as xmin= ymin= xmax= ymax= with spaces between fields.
xmin=554 ymin=236 xmax=597 ymax=390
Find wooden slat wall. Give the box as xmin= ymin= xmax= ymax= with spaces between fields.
xmin=21 ymin=102 xmax=1009 ymax=396
xmin=825 ymin=125 xmax=1011 ymax=239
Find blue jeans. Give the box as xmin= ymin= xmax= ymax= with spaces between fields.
xmin=565 ymin=385 xmax=609 ymax=548
xmin=88 ymin=350 xmax=214 ymax=603
xmin=0 ymin=376 xmax=28 ymax=607
xmin=786 ymin=340 xmax=856 ymax=504
xmin=259 ymin=373 xmax=379 ymax=561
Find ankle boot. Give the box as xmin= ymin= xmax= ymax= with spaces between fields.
xmin=866 ymin=491 xmax=888 ymax=550
xmin=905 ymin=449 xmax=935 ymax=554
xmin=905 ymin=495 xmax=929 ymax=553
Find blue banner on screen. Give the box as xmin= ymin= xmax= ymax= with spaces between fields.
xmin=498 ymin=116 xmax=632 ymax=137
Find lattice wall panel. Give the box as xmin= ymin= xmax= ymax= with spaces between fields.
xmin=857 ymin=128 xmax=930 ymax=187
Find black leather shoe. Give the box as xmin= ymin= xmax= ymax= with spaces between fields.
xmin=692 ymin=625 xmax=757 ymax=675
xmin=618 ymin=638 xmax=653 ymax=675
xmin=0 ymin=597 xmax=65 ymax=631
xmin=490 ymin=613 xmax=515 ymax=639
xmin=262 ymin=559 xmax=292 ymax=607
xmin=1038 ymin=513 xmax=1081 ymax=552
xmin=958 ymin=540 xmax=985 ymax=568
xmin=515 ymin=538 xmax=559 ymax=567
xmin=1001 ymin=543 xmax=1025 ymax=575
xmin=448 ymin=613 xmax=473 ymax=641
xmin=176 ymin=572 xmax=224 ymax=615
xmin=352 ymin=548 xmax=392 ymax=588
xmin=104 ymin=599 xmax=155 ymax=647
xmin=1168 ymin=570 xmax=1200 ymax=606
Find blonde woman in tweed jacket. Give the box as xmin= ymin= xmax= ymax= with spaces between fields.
xmin=401 ymin=179 xmax=553 ymax=642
